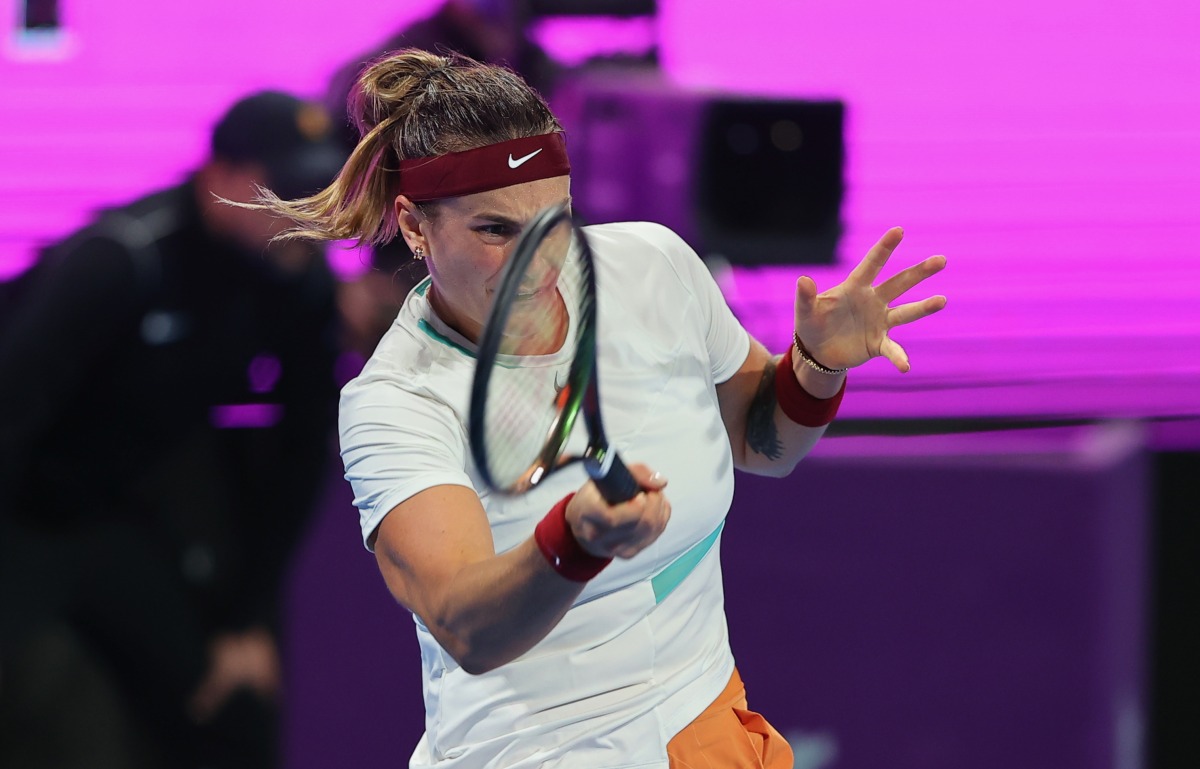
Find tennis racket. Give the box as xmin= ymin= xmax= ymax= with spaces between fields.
xmin=468 ymin=202 xmax=639 ymax=504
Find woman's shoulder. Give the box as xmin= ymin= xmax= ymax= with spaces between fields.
xmin=341 ymin=290 xmax=469 ymax=408
xmin=583 ymin=221 xmax=712 ymax=299
xmin=583 ymin=220 xmax=692 ymax=254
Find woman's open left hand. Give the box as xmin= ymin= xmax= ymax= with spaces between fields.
xmin=793 ymin=227 xmax=947 ymax=373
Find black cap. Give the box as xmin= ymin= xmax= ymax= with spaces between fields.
xmin=211 ymin=90 xmax=348 ymax=200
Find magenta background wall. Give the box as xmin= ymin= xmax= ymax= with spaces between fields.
xmin=5 ymin=0 xmax=1199 ymax=279
xmin=3 ymin=0 xmax=1199 ymax=426
xmin=660 ymin=1 xmax=1200 ymax=429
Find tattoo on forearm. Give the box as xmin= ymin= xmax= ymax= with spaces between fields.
xmin=746 ymin=358 xmax=783 ymax=461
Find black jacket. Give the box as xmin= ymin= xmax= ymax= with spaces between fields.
xmin=0 ymin=179 xmax=340 ymax=634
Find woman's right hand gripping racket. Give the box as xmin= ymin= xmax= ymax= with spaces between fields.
xmin=468 ymin=202 xmax=641 ymax=505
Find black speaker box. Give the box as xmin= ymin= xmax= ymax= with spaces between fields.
xmin=554 ymin=70 xmax=845 ymax=265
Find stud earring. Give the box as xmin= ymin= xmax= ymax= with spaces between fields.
xmin=413 ymin=245 xmax=425 ymax=261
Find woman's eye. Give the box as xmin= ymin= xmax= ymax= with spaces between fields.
xmin=477 ymin=224 xmax=512 ymax=237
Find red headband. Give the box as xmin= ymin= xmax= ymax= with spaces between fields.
xmin=396 ymin=133 xmax=571 ymax=202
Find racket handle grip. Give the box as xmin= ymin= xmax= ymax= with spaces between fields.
xmin=591 ymin=453 xmax=641 ymax=505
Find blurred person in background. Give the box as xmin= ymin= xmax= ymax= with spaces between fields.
xmin=0 ymin=90 xmax=345 ymax=769
xmin=325 ymin=0 xmax=557 ymax=359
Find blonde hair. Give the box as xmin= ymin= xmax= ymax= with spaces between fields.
xmin=256 ymin=49 xmax=562 ymax=246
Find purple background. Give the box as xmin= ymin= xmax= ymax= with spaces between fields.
xmin=285 ymin=424 xmax=1149 ymax=769
xmin=3 ymin=2 xmax=1194 ymax=767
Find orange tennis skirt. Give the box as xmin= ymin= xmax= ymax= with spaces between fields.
xmin=666 ymin=669 xmax=793 ymax=769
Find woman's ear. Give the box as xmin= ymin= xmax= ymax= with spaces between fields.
xmin=394 ymin=195 xmax=426 ymax=252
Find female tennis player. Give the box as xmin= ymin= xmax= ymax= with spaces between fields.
xmin=256 ymin=49 xmax=947 ymax=768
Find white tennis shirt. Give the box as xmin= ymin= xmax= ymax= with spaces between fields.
xmin=340 ymin=222 xmax=752 ymax=768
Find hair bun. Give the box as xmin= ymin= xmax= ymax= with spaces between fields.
xmin=351 ymin=49 xmax=450 ymax=136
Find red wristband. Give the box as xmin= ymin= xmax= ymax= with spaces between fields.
xmin=534 ymin=493 xmax=612 ymax=582
xmin=774 ymin=346 xmax=846 ymax=427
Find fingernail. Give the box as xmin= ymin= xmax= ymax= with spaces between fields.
xmin=650 ymin=471 xmax=666 ymax=484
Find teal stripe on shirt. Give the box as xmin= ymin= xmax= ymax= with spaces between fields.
xmin=417 ymin=318 xmax=476 ymax=358
xmin=651 ymin=520 xmax=725 ymax=604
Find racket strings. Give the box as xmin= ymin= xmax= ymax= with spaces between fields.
xmin=478 ymin=228 xmax=592 ymax=491
xmin=482 ymin=366 xmax=563 ymax=488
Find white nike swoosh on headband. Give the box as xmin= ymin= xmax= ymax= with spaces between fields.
xmin=508 ymin=149 xmax=543 ymax=168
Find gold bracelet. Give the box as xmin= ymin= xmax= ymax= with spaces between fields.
xmin=794 ymin=332 xmax=847 ymax=375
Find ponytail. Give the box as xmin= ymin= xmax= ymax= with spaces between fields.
xmin=252 ymin=112 xmax=404 ymax=246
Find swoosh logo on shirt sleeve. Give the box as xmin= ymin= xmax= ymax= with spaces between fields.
xmin=508 ymin=148 xmax=543 ymax=169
